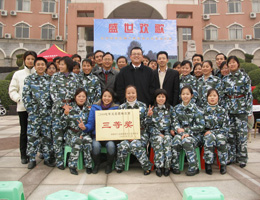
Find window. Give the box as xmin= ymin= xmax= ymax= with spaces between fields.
xmin=229 ymin=24 xmax=243 ymax=40
xmin=182 ymin=28 xmax=192 ymax=40
xmin=66 ymin=0 xmax=71 ymax=13
xmin=15 ymin=23 xmax=29 ymax=38
xmin=77 ymin=11 xmax=94 ymax=17
xmin=254 ymin=24 xmax=260 ymax=39
xmin=252 ymin=0 xmax=260 ymax=12
xmin=16 ymin=0 xmax=30 ymax=11
xmin=205 ymin=25 xmax=218 ymax=40
xmin=42 ymin=0 xmax=55 ymax=13
xmin=85 ymin=27 xmax=93 ymax=41
xmin=0 ymin=0 xmax=4 ymax=10
xmin=203 ymin=0 xmax=217 ymax=14
xmin=41 ymin=24 xmax=55 ymax=40
xmin=228 ymin=0 xmax=241 ymax=13
xmin=0 ymin=24 xmax=3 ymax=38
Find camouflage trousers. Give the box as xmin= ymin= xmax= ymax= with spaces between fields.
xmin=27 ymin=113 xmax=53 ymax=162
xmin=171 ymin=134 xmax=201 ymax=171
xmin=203 ymin=133 xmax=227 ymax=165
xmin=68 ymin=134 xmax=92 ymax=169
xmin=228 ymin=114 xmax=248 ymax=164
xmin=150 ymin=134 xmax=172 ymax=168
xmin=115 ymin=137 xmax=152 ymax=171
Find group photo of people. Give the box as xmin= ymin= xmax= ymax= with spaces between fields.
xmin=8 ymin=46 xmax=253 ymax=178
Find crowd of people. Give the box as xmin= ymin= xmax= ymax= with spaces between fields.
xmin=8 ymin=47 xmax=253 ymax=178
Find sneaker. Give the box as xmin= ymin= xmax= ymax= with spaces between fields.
xmin=185 ymin=169 xmax=199 ymax=176
xmin=86 ymin=168 xmax=92 ymax=174
xmin=164 ymin=168 xmax=170 ymax=176
xmin=28 ymin=161 xmax=36 ymax=169
xmin=69 ymin=168 xmax=78 ymax=175
xmin=156 ymin=168 xmax=162 ymax=177
xmin=171 ymin=168 xmax=181 ymax=174
xmin=57 ymin=165 xmax=65 ymax=170
xmin=143 ymin=170 xmax=151 ymax=175
xmin=44 ymin=160 xmax=55 ymax=167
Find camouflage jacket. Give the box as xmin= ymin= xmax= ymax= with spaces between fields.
xmin=172 ymin=102 xmax=205 ymax=136
xmin=50 ymin=72 xmax=79 ymax=108
xmin=78 ymin=72 xmax=101 ymax=105
xmin=180 ymin=74 xmax=198 ymax=102
xmin=22 ymin=73 xmax=51 ymax=115
xmin=221 ymin=69 xmax=253 ymax=115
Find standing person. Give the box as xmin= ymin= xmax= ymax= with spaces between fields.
xmin=143 ymin=55 xmax=150 ymax=66
xmin=219 ymin=61 xmax=230 ymax=78
xmin=62 ymin=88 xmax=92 ymax=175
xmin=192 ymin=63 xmax=203 ymax=79
xmin=172 ymin=61 xmax=181 ymax=76
xmin=116 ymin=56 xmax=128 ymax=70
xmin=72 ymin=61 xmax=81 ymax=75
xmin=148 ymin=60 xmax=158 ymax=70
xmin=115 ymin=47 xmax=155 ymax=106
xmin=22 ymin=57 xmax=55 ymax=169
xmin=92 ymin=50 xmax=104 ymax=73
xmin=222 ymin=56 xmax=253 ymax=168
xmin=86 ymin=52 xmax=95 ymax=68
xmin=147 ymin=89 xmax=174 ymax=177
xmin=171 ymin=86 xmax=205 ymax=176
xmin=154 ymin=51 xmax=179 ymax=107
xmin=78 ymin=59 xmax=101 ymax=105
xmin=9 ymin=50 xmax=37 ymax=164
xmin=79 ymin=89 xmax=119 ymax=174
xmin=71 ymin=54 xmax=82 ymax=64
xmin=53 ymin=56 xmax=61 ymax=72
xmin=202 ymin=89 xmax=229 ymax=175
xmin=50 ymin=56 xmax=79 ymax=170
xmin=115 ymin=85 xmax=152 ymax=175
xmin=197 ymin=60 xmax=222 ymax=108
xmin=192 ymin=54 xmax=203 ymax=67
xmin=214 ymin=53 xmax=227 ymax=78
xmin=46 ymin=62 xmax=57 ymax=76
xmin=94 ymin=52 xmax=118 ymax=91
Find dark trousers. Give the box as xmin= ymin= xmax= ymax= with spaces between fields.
xmin=18 ymin=111 xmax=28 ymax=158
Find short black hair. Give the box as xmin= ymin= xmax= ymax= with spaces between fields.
xmin=181 ymin=85 xmax=193 ymax=95
xmin=101 ymin=88 xmax=115 ymax=103
xmin=59 ymin=56 xmax=74 ymax=72
xmin=192 ymin=54 xmax=203 ymax=62
xmin=116 ymin=56 xmax=127 ymax=64
xmin=191 ymin=63 xmax=202 ymax=75
xmin=215 ymin=53 xmax=227 ymax=60
xmin=74 ymin=88 xmax=87 ymax=100
xmin=71 ymin=54 xmax=82 ymax=62
xmin=202 ymin=60 xmax=213 ymax=68
xmin=154 ymin=89 xmax=170 ymax=109
xmin=103 ymin=52 xmax=114 ymax=60
xmin=130 ymin=47 xmax=143 ymax=55
xmin=23 ymin=51 xmax=37 ymax=62
xmin=34 ymin=57 xmax=47 ymax=66
xmin=157 ymin=51 xmax=168 ymax=59
xmin=207 ymin=88 xmax=219 ymax=99
xmin=143 ymin=55 xmax=150 ymax=61
xmin=94 ymin=50 xmax=105 ymax=58
xmin=72 ymin=61 xmax=80 ymax=68
xmin=82 ymin=58 xmax=92 ymax=66
xmin=86 ymin=52 xmax=94 ymax=59
xmin=180 ymin=60 xmax=192 ymax=69
xmin=227 ymin=55 xmax=240 ymax=68
xmin=172 ymin=61 xmax=181 ymax=69
xmin=53 ymin=56 xmax=61 ymax=63
xmin=219 ymin=61 xmax=227 ymax=71
xmin=46 ymin=62 xmax=57 ymax=70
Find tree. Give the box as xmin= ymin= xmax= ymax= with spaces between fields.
xmin=126 ymin=40 xmax=143 ymax=59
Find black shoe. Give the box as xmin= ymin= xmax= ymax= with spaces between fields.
xmin=105 ymin=165 xmax=112 ymax=174
xmin=86 ymin=168 xmax=92 ymax=174
xmin=39 ymin=154 xmax=44 ymax=159
xmin=164 ymin=168 xmax=170 ymax=176
xmin=171 ymin=168 xmax=181 ymax=174
xmin=156 ymin=168 xmax=162 ymax=177
xmin=21 ymin=158 xmax=28 ymax=164
xmin=28 ymin=161 xmax=36 ymax=169
xmin=92 ymin=165 xmax=99 ymax=174
xmin=116 ymin=169 xmax=123 ymax=173
xmin=144 ymin=170 xmax=151 ymax=175
xmin=57 ymin=165 xmax=65 ymax=170
xmin=205 ymin=163 xmax=212 ymax=175
xmin=185 ymin=168 xmax=199 ymax=176
xmin=240 ymin=163 xmax=246 ymax=168
xmin=220 ymin=165 xmax=227 ymax=174
xmin=44 ymin=160 xmax=55 ymax=167
xmin=69 ymin=168 xmax=78 ymax=175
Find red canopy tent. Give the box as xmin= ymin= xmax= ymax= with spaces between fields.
xmin=38 ymin=44 xmax=72 ymax=62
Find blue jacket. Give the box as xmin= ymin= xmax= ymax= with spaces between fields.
xmin=83 ymin=100 xmax=119 ymax=136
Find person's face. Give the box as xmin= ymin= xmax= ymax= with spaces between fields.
xmin=181 ymin=64 xmax=192 ymax=76
xmin=117 ymin=58 xmax=127 ymax=70
xmin=194 ymin=65 xmax=202 ymax=77
xmin=35 ymin=60 xmax=46 ymax=76
xmin=130 ymin=49 xmax=143 ymax=65
xmin=228 ymin=59 xmax=239 ymax=72
xmin=181 ymin=88 xmax=193 ymax=105
xmin=156 ymin=94 xmax=166 ymax=106
xmin=207 ymin=91 xmax=219 ymax=106
xmin=125 ymin=86 xmax=137 ymax=102
xmin=148 ymin=61 xmax=157 ymax=70
xmin=73 ymin=57 xmax=81 ymax=64
xmin=82 ymin=61 xmax=92 ymax=75
xmin=75 ymin=91 xmax=87 ymax=106
xmin=95 ymin=52 xmax=103 ymax=65
xmin=102 ymin=54 xmax=113 ymax=70
xmin=102 ymin=91 xmax=113 ymax=106
xmin=220 ymin=64 xmax=230 ymax=76
xmin=143 ymin=58 xmax=149 ymax=66
xmin=73 ymin=65 xmax=80 ymax=74
xmin=89 ymin=56 xmax=95 ymax=67
xmin=157 ymin=54 xmax=168 ymax=68
xmin=59 ymin=60 xmax=68 ymax=73
xmin=46 ymin=64 xmax=57 ymax=76
xmin=202 ymin=62 xmax=213 ymax=76
xmin=173 ymin=64 xmax=181 ymax=74
xmin=55 ymin=60 xmax=60 ymax=71
xmin=24 ymin=55 xmax=35 ymax=69
xmin=192 ymin=56 xmax=202 ymax=66
xmin=216 ymin=55 xmax=225 ymax=68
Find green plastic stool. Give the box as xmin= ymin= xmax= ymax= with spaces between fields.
xmin=0 ymin=181 xmax=25 ymax=200
xmin=124 ymin=153 xmax=131 ymax=171
xmin=179 ymin=147 xmax=201 ymax=171
xmin=64 ymin=145 xmax=84 ymax=170
xmin=46 ymin=190 xmax=88 ymax=200
xmin=88 ymin=187 xmax=128 ymax=200
xmin=183 ymin=187 xmax=224 ymax=200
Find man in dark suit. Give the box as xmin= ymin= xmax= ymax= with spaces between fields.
xmin=154 ymin=51 xmax=179 ymax=107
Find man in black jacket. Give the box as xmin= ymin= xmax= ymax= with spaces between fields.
xmin=154 ymin=51 xmax=179 ymax=107
xmin=115 ymin=47 xmax=155 ymax=106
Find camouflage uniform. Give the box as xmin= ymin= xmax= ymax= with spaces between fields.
xmin=115 ymin=101 xmax=152 ymax=171
xmin=180 ymin=74 xmax=198 ymax=103
xmin=147 ymin=105 xmax=174 ymax=169
xmin=78 ymin=72 xmax=101 ymax=105
xmin=50 ymin=72 xmax=79 ymax=167
xmin=171 ymin=102 xmax=205 ymax=171
xmin=61 ymin=102 xmax=92 ymax=169
xmin=22 ymin=73 xmax=53 ymax=162
xmin=222 ymin=69 xmax=253 ymax=164
xmin=197 ymin=75 xmax=222 ymax=108
xmin=202 ymin=104 xmax=229 ymax=165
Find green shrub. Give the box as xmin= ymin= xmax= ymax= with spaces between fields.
xmin=253 ymin=83 xmax=260 ymax=102
xmin=238 ymin=58 xmax=245 ymax=63
xmin=248 ymin=69 xmax=260 ymax=86
xmin=240 ymin=62 xmax=258 ymax=74
xmin=245 ymin=53 xmax=254 ymax=63
xmin=0 ymin=80 xmax=16 ymax=110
